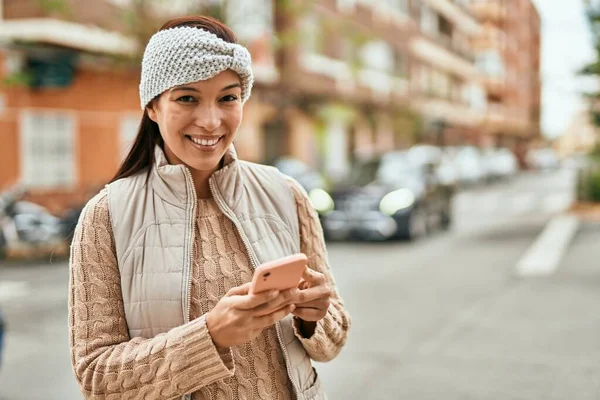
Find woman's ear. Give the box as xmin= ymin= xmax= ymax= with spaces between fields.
xmin=146 ymin=101 xmax=158 ymax=123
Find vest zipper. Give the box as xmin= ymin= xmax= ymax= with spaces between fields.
xmin=183 ymin=168 xmax=198 ymax=324
xmin=182 ymin=168 xmax=197 ymax=400
xmin=208 ymin=177 xmax=302 ymax=399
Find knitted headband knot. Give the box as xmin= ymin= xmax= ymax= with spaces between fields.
xmin=139 ymin=26 xmax=254 ymax=110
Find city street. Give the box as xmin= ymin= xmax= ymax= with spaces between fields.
xmin=2 ymin=168 xmax=599 ymax=399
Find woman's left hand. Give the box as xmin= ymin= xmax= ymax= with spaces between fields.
xmin=292 ymin=268 xmax=332 ymax=322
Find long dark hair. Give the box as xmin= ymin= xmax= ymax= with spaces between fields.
xmin=109 ymin=16 xmax=238 ymax=183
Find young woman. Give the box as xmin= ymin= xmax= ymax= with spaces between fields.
xmin=68 ymin=15 xmax=350 ymax=400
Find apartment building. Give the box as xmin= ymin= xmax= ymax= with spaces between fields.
xmin=262 ymin=0 xmax=486 ymax=178
xmin=0 ymin=0 xmax=488 ymax=210
xmin=471 ymin=0 xmax=542 ymax=150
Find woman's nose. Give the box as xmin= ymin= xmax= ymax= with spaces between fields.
xmin=194 ymin=104 xmax=221 ymax=132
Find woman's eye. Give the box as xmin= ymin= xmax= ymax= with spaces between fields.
xmin=177 ymin=96 xmax=196 ymax=103
xmin=221 ymin=95 xmax=239 ymax=102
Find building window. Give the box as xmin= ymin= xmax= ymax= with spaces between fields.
xmin=360 ymin=40 xmax=395 ymax=72
xmin=476 ymin=50 xmax=505 ymax=78
xmin=420 ymin=5 xmax=438 ymax=36
xmin=420 ymin=65 xmax=431 ymax=94
xmin=395 ymin=51 xmax=408 ymax=77
xmin=120 ymin=115 xmax=139 ymax=161
xmin=431 ymin=69 xmax=450 ymax=98
xmin=300 ymin=14 xmax=324 ymax=54
xmin=438 ymin=15 xmax=453 ymax=38
xmin=20 ymin=111 xmax=76 ymax=189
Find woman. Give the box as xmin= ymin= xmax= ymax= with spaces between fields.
xmin=68 ymin=15 xmax=350 ymax=400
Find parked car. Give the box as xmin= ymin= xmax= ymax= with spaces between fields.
xmin=444 ymin=146 xmax=487 ymax=187
xmin=407 ymin=144 xmax=460 ymax=188
xmin=272 ymin=157 xmax=327 ymax=193
xmin=527 ymin=148 xmax=560 ymax=170
xmin=272 ymin=157 xmax=335 ymax=223
xmin=317 ymin=151 xmax=453 ymax=241
xmin=481 ymin=147 xmax=519 ymax=181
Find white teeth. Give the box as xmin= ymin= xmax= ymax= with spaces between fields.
xmin=189 ymin=136 xmax=219 ymax=146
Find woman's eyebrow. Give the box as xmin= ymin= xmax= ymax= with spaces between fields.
xmin=170 ymin=83 xmax=241 ymax=93
xmin=221 ymin=83 xmax=241 ymax=91
xmin=170 ymin=86 xmax=199 ymax=93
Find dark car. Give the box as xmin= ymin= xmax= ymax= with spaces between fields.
xmin=272 ymin=157 xmax=327 ymax=193
xmin=317 ymin=151 xmax=453 ymax=241
xmin=272 ymin=157 xmax=335 ymax=224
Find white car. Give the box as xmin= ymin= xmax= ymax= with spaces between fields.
xmin=527 ymin=148 xmax=560 ymax=170
xmin=446 ymin=146 xmax=486 ymax=186
xmin=482 ymin=148 xmax=518 ymax=180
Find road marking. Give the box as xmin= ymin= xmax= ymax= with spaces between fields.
xmin=541 ymin=193 xmax=574 ymax=214
xmin=0 ymin=280 xmax=31 ymax=301
xmin=516 ymin=214 xmax=580 ymax=277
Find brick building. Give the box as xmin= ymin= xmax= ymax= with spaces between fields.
xmin=471 ymin=0 xmax=542 ymax=151
xmin=0 ymin=0 xmax=492 ymax=211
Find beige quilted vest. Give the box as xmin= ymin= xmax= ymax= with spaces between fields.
xmin=107 ymin=145 xmax=324 ymax=400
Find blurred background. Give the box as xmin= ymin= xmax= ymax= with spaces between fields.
xmin=1 ymin=0 xmax=600 ymax=398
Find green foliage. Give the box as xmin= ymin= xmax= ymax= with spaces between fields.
xmin=577 ymin=139 xmax=600 ymax=201
xmin=577 ymin=163 xmax=600 ymax=202
xmin=36 ymin=0 xmax=72 ymax=17
xmin=2 ymin=71 xmax=34 ymax=87
xmin=582 ymin=2 xmax=600 ymax=125
xmin=588 ymin=143 xmax=600 ymax=160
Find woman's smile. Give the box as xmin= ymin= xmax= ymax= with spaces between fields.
xmin=185 ymin=134 xmax=225 ymax=152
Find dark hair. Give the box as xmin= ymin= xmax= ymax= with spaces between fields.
xmin=109 ymin=16 xmax=237 ymax=184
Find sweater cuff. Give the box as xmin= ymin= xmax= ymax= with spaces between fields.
xmin=292 ymin=316 xmax=318 ymax=340
xmin=175 ymin=316 xmax=235 ymax=390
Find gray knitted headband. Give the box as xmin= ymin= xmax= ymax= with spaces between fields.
xmin=139 ymin=26 xmax=254 ymax=110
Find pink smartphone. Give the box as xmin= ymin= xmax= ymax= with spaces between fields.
xmin=250 ymin=253 xmax=308 ymax=294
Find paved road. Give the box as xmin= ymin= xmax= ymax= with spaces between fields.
xmin=2 ymin=168 xmax=598 ymax=399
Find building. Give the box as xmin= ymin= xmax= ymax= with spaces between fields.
xmin=470 ymin=0 xmax=541 ymax=154
xmin=0 ymin=0 xmax=488 ymax=211
xmin=244 ymin=0 xmax=487 ymax=178
xmin=556 ymin=107 xmax=599 ymax=158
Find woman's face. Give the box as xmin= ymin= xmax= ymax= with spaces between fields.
xmin=147 ymin=70 xmax=243 ymax=174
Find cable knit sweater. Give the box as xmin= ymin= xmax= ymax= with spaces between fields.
xmin=68 ymin=178 xmax=350 ymax=399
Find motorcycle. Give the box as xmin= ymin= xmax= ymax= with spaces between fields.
xmin=0 ymin=185 xmax=80 ymax=259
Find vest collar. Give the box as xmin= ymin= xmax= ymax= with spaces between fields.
xmin=150 ymin=144 xmax=243 ymax=209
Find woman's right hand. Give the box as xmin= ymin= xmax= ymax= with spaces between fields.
xmin=205 ymin=282 xmax=299 ymax=349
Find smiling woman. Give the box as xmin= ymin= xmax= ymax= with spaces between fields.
xmin=68 ymin=14 xmax=350 ymax=400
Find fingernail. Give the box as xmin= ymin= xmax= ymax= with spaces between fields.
xmin=290 ymin=304 xmax=296 ymax=311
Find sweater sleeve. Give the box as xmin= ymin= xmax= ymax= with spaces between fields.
xmin=285 ymin=178 xmax=351 ymax=362
xmin=68 ymin=189 xmax=234 ymax=399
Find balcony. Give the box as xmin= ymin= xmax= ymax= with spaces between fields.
xmin=0 ymin=18 xmax=137 ymax=56
xmin=435 ymin=33 xmax=476 ymax=63
xmin=410 ymin=37 xmax=479 ymax=80
xmin=412 ymin=97 xmax=485 ymax=127
xmin=470 ymin=0 xmax=506 ymax=24
xmin=423 ymin=0 xmax=482 ymax=36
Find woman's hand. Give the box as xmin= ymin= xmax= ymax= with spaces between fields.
xmin=292 ymin=268 xmax=332 ymax=323
xmin=205 ymin=282 xmax=299 ymax=349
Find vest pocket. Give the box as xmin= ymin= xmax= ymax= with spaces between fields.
xmin=301 ymin=368 xmax=324 ymax=400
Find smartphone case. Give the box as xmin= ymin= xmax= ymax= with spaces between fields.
xmin=250 ymin=253 xmax=308 ymax=294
